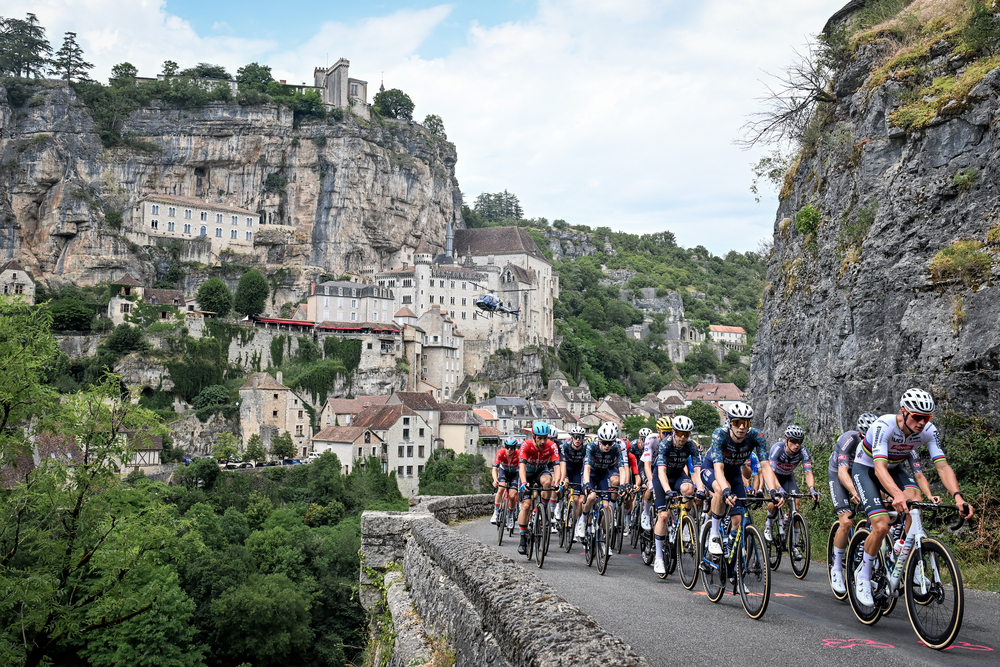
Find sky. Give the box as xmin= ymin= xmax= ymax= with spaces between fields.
xmin=7 ymin=0 xmax=846 ymax=255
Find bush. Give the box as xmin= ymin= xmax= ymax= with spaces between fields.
xmin=49 ymin=298 xmax=94 ymax=331
xmin=263 ymin=173 xmax=288 ymax=193
xmin=104 ymin=323 xmax=145 ymax=354
xmin=192 ymin=384 xmax=230 ymax=410
xmin=234 ymin=270 xmax=269 ymax=318
xmin=105 ymin=211 xmax=123 ymax=229
xmin=373 ymin=88 xmax=414 ymax=120
xmin=929 ymin=240 xmax=991 ymax=286
xmin=795 ymin=203 xmax=821 ymax=236
xmin=952 ymin=168 xmax=980 ymax=193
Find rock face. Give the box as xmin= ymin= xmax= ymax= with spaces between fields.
xmin=749 ymin=41 xmax=1000 ymax=441
xmin=0 ymin=81 xmax=462 ymax=298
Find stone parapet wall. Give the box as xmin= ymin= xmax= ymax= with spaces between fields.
xmin=360 ymin=495 xmax=649 ymax=667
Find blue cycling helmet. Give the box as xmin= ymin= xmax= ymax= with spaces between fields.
xmin=503 ymin=436 xmax=520 ymax=448
xmin=532 ymin=421 xmax=549 ymax=436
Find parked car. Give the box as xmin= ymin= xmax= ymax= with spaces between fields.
xmin=281 ymin=459 xmax=301 ymax=466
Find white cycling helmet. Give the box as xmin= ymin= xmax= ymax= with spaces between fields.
xmin=638 ymin=427 xmax=651 ymax=439
xmin=784 ymin=425 xmax=805 ymax=440
xmin=671 ymin=416 xmax=694 ymax=433
xmin=597 ymin=421 xmax=619 ymax=442
xmin=727 ymin=402 xmax=754 ymax=420
xmin=900 ymin=388 xmax=935 ymax=414
xmin=856 ymin=413 xmax=878 ymax=434
xmin=570 ymin=425 xmax=587 ymax=437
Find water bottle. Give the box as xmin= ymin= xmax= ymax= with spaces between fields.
xmin=892 ymin=537 xmax=906 ymax=559
xmin=891 ymin=535 xmax=913 ymax=579
xmin=668 ymin=520 xmax=677 ymax=543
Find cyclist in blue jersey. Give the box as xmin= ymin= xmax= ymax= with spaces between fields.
xmin=560 ymin=425 xmax=588 ymax=533
xmin=851 ymin=389 xmax=973 ymax=606
xmin=701 ymin=402 xmax=785 ymax=555
xmin=764 ymin=425 xmax=820 ymax=542
xmin=574 ymin=421 xmax=630 ymax=540
xmin=652 ymin=415 xmax=704 ymax=574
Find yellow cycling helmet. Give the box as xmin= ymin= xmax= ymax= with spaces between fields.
xmin=656 ymin=416 xmax=672 ymax=432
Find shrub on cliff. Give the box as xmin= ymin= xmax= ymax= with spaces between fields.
xmin=196 ymin=277 xmax=233 ymax=317
xmin=234 ymin=269 xmax=268 ymax=318
xmin=929 ymin=240 xmax=991 ymax=286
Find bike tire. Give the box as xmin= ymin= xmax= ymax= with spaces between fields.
xmin=905 ymin=537 xmax=964 ymax=650
xmin=497 ymin=504 xmax=506 ymax=547
xmin=525 ymin=506 xmax=535 ymax=561
xmin=641 ymin=528 xmax=655 ymax=566
xmin=563 ymin=504 xmax=576 ymax=553
xmin=700 ymin=522 xmax=725 ymax=603
xmin=585 ymin=513 xmax=595 ymax=566
xmin=534 ymin=507 xmax=547 ymax=568
xmin=767 ymin=526 xmax=782 ymax=572
xmin=597 ymin=507 xmax=611 ymax=575
xmin=739 ymin=525 xmax=771 ymax=620
xmin=845 ymin=527 xmax=883 ymax=625
xmin=827 ymin=520 xmax=847 ymax=601
xmin=789 ymin=512 xmax=811 ymax=579
xmin=542 ymin=504 xmax=552 ymax=559
xmin=614 ymin=503 xmax=624 ymax=554
xmin=630 ymin=505 xmax=641 ymax=549
xmin=678 ymin=514 xmax=699 ymax=590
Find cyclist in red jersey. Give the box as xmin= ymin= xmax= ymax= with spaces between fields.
xmin=517 ymin=421 xmax=561 ymax=555
xmin=491 ymin=436 xmax=521 ymax=525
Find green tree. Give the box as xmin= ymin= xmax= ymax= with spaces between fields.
xmin=559 ymin=338 xmax=584 ymax=382
xmin=0 ymin=300 xmax=59 ymax=452
xmin=623 ymin=415 xmax=655 ymax=439
xmin=418 ymin=449 xmax=490 ymax=495
xmin=179 ymin=62 xmax=231 ymax=80
xmin=195 ymin=277 xmax=233 ymax=317
xmin=0 ymin=13 xmax=51 ymax=77
xmin=675 ymin=399 xmax=722 ymax=435
xmin=234 ymin=270 xmax=269 ymax=318
xmin=48 ymin=298 xmax=94 ymax=331
xmin=48 ymin=31 xmax=92 ymax=81
xmin=580 ymin=297 xmax=606 ymax=330
xmin=192 ymin=384 xmax=229 ymax=409
xmin=271 ymin=431 xmax=296 ymax=460
xmin=109 ymin=61 xmax=138 ymax=84
xmin=373 ymin=88 xmax=414 ymax=119
xmin=473 ymin=190 xmax=523 ymax=222
xmin=212 ymin=432 xmax=239 ymax=461
xmin=161 ymin=59 xmax=178 ymax=76
xmin=236 ymin=62 xmax=273 ymax=92
xmin=245 ymin=433 xmax=266 ymax=463
xmin=104 ymin=323 xmax=146 ymax=354
xmin=422 ymin=113 xmax=445 ymax=138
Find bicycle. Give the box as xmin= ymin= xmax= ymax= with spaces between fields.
xmin=699 ymin=495 xmax=771 ymax=619
xmin=559 ymin=483 xmax=581 ymax=553
xmin=612 ymin=486 xmax=634 ymax=555
xmin=496 ymin=483 xmax=517 ymax=547
xmin=764 ymin=492 xmax=817 ymax=579
xmin=522 ymin=485 xmax=552 ymax=568
xmin=583 ymin=487 xmax=618 ymax=575
xmin=826 ymin=502 xmax=867 ymax=601
xmin=845 ymin=500 xmax=968 ymax=649
xmin=660 ymin=494 xmax=700 ymax=589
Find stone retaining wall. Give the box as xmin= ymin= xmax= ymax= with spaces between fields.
xmin=360 ymin=494 xmax=650 ymax=667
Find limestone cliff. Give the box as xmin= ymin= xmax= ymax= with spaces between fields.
xmin=0 ymin=80 xmax=462 ymax=299
xmin=749 ymin=5 xmax=1000 ymax=440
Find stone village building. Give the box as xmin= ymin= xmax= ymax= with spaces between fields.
xmin=0 ymin=260 xmax=35 ymax=304
xmin=319 ymin=395 xmax=389 ymax=428
xmin=351 ymin=404 xmax=433 ymax=497
xmin=239 ymin=372 xmax=312 ymax=458
xmin=131 ymin=195 xmax=259 ymax=262
xmin=311 ymin=426 xmax=383 ymax=475
xmin=107 ymin=273 xmax=185 ymax=326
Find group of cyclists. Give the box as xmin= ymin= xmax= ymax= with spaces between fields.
xmin=488 ymin=387 xmax=976 ymax=647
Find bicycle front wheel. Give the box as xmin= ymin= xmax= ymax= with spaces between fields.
xmin=905 ymin=537 xmax=964 ymax=650
xmin=585 ymin=514 xmax=595 ymax=566
xmin=563 ymin=504 xmax=576 ymax=553
xmin=525 ymin=508 xmax=535 ymax=561
xmin=596 ymin=507 xmax=611 ymax=575
xmin=767 ymin=525 xmax=782 ymax=571
xmin=497 ymin=503 xmax=506 ymax=546
xmin=845 ymin=527 xmax=883 ymax=625
xmin=700 ymin=522 xmax=725 ymax=603
xmin=534 ymin=507 xmax=546 ymax=568
xmin=789 ymin=512 xmax=811 ymax=579
xmin=677 ymin=514 xmax=699 ymax=590
xmin=739 ymin=525 xmax=771 ymax=619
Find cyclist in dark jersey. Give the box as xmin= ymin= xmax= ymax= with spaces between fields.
xmin=702 ymin=402 xmax=785 ymax=555
xmin=574 ymin=421 xmax=630 ymax=540
xmin=652 ymin=415 xmax=704 ymax=575
xmin=764 ymin=425 xmax=820 ymax=542
xmin=560 ymin=425 xmax=588 ymax=535
xmin=826 ymin=413 xmax=875 ymax=594
xmin=491 ymin=436 xmax=522 ymax=525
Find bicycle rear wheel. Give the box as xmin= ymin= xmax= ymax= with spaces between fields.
xmin=534 ymin=507 xmax=547 ymax=568
xmin=585 ymin=514 xmax=595 ymax=566
xmin=767 ymin=524 xmax=782 ymax=571
xmin=497 ymin=503 xmax=507 ymax=546
xmin=597 ymin=507 xmax=611 ymax=575
xmin=700 ymin=522 xmax=725 ymax=603
xmin=563 ymin=504 xmax=576 ymax=553
xmin=826 ymin=520 xmax=847 ymax=600
xmin=845 ymin=528 xmax=883 ymax=625
xmin=640 ymin=528 xmax=655 ymax=566
xmin=525 ymin=507 xmax=535 ymax=561
xmin=739 ymin=525 xmax=771 ymax=619
xmin=789 ymin=512 xmax=810 ymax=579
xmin=541 ymin=504 xmax=552 ymax=558
xmin=677 ymin=514 xmax=699 ymax=590
xmin=614 ymin=503 xmax=624 ymax=554
xmin=905 ymin=537 xmax=964 ymax=650
xmin=630 ymin=504 xmax=641 ymax=549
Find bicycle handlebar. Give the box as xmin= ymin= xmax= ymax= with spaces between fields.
xmin=906 ymin=499 xmax=970 ymax=531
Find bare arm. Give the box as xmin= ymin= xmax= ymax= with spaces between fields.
xmin=935 ymin=460 xmax=974 ymax=518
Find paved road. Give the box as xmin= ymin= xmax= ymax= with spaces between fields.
xmin=458 ymin=517 xmax=1000 ymax=667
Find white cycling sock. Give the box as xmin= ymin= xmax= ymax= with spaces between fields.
xmin=711 ymin=515 xmax=720 ymax=537
xmin=860 ymin=552 xmax=874 ymax=581
xmin=833 ymin=546 xmax=845 ymax=571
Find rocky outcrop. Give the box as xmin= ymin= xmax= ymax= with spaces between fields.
xmin=0 ymin=81 xmax=462 ymax=301
xmin=749 ymin=24 xmax=1000 ymax=439
xmin=472 ymin=347 xmax=546 ymax=397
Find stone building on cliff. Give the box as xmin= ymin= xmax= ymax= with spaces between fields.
xmin=238 ymin=371 xmax=312 ymax=458
xmin=0 ymin=260 xmax=35 ymax=304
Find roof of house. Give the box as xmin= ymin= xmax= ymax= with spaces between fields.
xmin=323 ymin=395 xmax=389 ymax=415
xmin=599 ymin=394 xmax=635 ymax=417
xmin=389 ymin=391 xmax=442 ymax=412
xmin=312 ymin=425 xmax=371 ymax=443
xmin=660 ymin=380 xmax=692 ymax=392
xmin=592 ymin=411 xmax=622 ymax=424
xmin=0 ymin=260 xmax=25 ymax=273
xmin=709 ymin=325 xmax=747 ymax=334
xmin=479 ymin=426 xmax=504 ymax=438
xmin=353 ymin=404 xmax=419 ymax=430
xmin=316 ymin=321 xmax=401 ymax=332
xmin=686 ymin=382 xmax=746 ymax=402
xmin=452 ymin=226 xmax=547 ymax=262
xmin=394 ymin=306 xmax=417 ymax=318
xmin=144 ymin=288 xmax=185 ymax=306
xmin=140 ymin=194 xmax=257 ymax=217
xmin=473 ymin=409 xmax=496 ymax=422
xmin=663 ymin=395 xmax=686 ymax=405
xmin=240 ymin=372 xmax=290 ymax=391
xmin=440 ymin=410 xmax=481 ymax=426
xmin=114 ymin=273 xmax=142 ymax=286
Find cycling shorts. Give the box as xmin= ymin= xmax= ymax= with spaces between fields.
xmin=518 ymin=468 xmax=553 ymax=501
xmin=564 ymin=462 xmax=584 ymax=486
xmin=666 ymin=471 xmax=693 ymax=492
xmin=497 ymin=468 xmax=519 ymax=487
xmin=652 ymin=472 xmax=669 ymax=512
xmin=589 ymin=467 xmax=618 ymax=492
xmin=700 ymin=465 xmax=747 ymax=500
xmin=851 ymin=461 xmax=917 ymax=519
xmin=772 ymin=473 xmax=799 ymax=496
xmin=829 ymin=477 xmax=853 ymax=515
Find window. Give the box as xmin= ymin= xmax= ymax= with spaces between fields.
xmin=403 ymin=429 xmax=410 ymax=439
xmin=247 ymin=217 xmax=253 ymax=226
xmin=418 ymin=465 xmax=424 ymax=474
xmin=184 ymin=223 xmax=191 ymax=234
xmin=151 ymin=204 xmax=159 ymax=214
xmin=230 ymin=229 xmax=237 ymax=239
xmin=419 ymin=428 xmax=424 ymax=437
xmin=215 ymin=228 xmax=222 ymax=237
xmin=406 ymin=466 xmax=413 ymax=476
xmin=120 ymin=303 xmax=131 ymax=314
xmin=167 ymin=221 xmax=175 ymax=231
xmin=358 ymin=447 xmax=363 ymax=458
xmin=216 ymin=213 xmax=223 ymax=223
xmin=200 ymin=226 xmax=207 ymax=237
xmin=353 ymin=289 xmax=357 ymax=297
xmin=462 ymin=282 xmax=466 ymax=289
xmin=168 ymin=206 xmax=176 ymax=216
xmin=364 ymin=432 xmax=371 ymax=443
xmin=406 ymin=445 xmax=413 ymax=457
xmin=298 ymin=410 xmax=303 ymax=418
xmin=350 ymin=312 xmax=357 ymax=321
xmin=418 ymin=445 xmax=425 ymax=457
xmin=231 ymin=215 xmax=238 ymax=225
xmin=295 ymin=425 xmax=303 ymax=436
xmin=373 ymin=312 xmax=379 ymax=321
xmin=367 ymin=342 xmax=373 ymax=349
xmin=372 ymin=446 xmax=377 ymax=456
xmin=200 ymin=211 xmax=207 ymax=221
xmin=398 ymin=465 xmax=404 ymax=476
xmin=150 ymin=219 xmax=158 ymax=229
xmin=246 ymin=231 xmax=252 ymax=240
xmin=351 ymin=299 xmax=357 ymax=308
xmin=439 ymin=280 xmax=445 ymax=287
xmin=473 ymin=311 xmax=478 ymax=320
xmin=272 ymin=410 xmax=278 ymax=417
xmin=451 ymin=281 xmax=455 ymax=288
xmin=403 ymin=417 xmax=410 ymax=425
xmin=184 ymin=209 xmax=192 ymax=219
xmin=398 ymin=445 xmax=404 ymax=457
xmin=461 ymin=312 xmax=466 ymax=319
xmin=450 ymin=297 xmax=455 ymax=305
xmin=273 ymin=394 xmax=278 ymax=399
xmin=350 ymin=83 xmax=358 ymax=96
xmin=461 ymin=298 xmax=467 ymax=306
xmin=402 ymin=279 xmax=412 ymax=287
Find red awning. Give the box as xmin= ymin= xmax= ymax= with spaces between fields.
xmin=256 ymin=318 xmax=315 ymax=326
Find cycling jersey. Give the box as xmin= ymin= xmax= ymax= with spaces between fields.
xmin=519 ymin=438 xmax=561 ymax=474
xmin=626 ymin=450 xmax=639 ymax=477
xmin=559 ymin=440 xmax=587 ymax=469
xmin=745 ymin=452 xmax=761 ymax=477
xmin=855 ymin=414 xmax=945 ymax=469
xmin=641 ymin=433 xmax=663 ymax=463
xmin=768 ymin=441 xmax=813 ymax=476
xmin=493 ymin=448 xmax=520 ymax=472
xmin=584 ymin=440 xmax=627 ymax=471
xmin=655 ymin=437 xmax=702 ymax=473
xmin=828 ymin=430 xmax=862 ymax=477
xmin=704 ymin=426 xmax=769 ymax=470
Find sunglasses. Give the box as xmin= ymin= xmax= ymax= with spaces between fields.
xmin=906 ymin=411 xmax=932 ymax=424
xmin=731 ymin=419 xmax=751 ymax=429
xmin=572 ymin=434 xmax=584 ymax=439
xmin=788 ymin=438 xmax=803 ymax=445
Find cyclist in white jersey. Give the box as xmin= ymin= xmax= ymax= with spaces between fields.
xmin=851 ymin=388 xmax=974 ymax=606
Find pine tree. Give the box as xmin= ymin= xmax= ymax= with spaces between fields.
xmin=0 ymin=13 xmax=52 ymax=77
xmin=49 ymin=32 xmax=92 ymax=81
